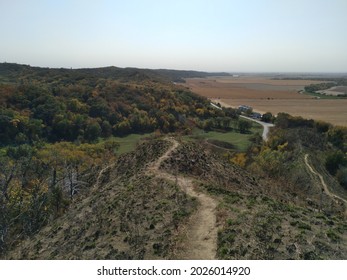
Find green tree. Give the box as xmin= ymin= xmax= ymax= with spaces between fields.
xmin=84 ymin=121 xmax=102 ymax=142
xmin=0 ymin=109 xmax=18 ymax=145
xmin=101 ymin=120 xmax=112 ymax=137
xmin=336 ymin=167 xmax=347 ymax=189
xmin=52 ymin=117 xmax=74 ymax=141
xmin=88 ymin=98 xmax=110 ymax=119
xmin=32 ymin=96 xmax=64 ymax=126
xmin=238 ymin=119 xmax=252 ymax=134
xmin=274 ymin=113 xmax=290 ymax=129
xmin=254 ymin=148 xmax=289 ymax=178
xmin=327 ymin=127 xmax=345 ymax=149
xmin=114 ymin=119 xmax=132 ymax=136
xmin=315 ymin=121 xmax=331 ymax=133
xmin=325 ymin=151 xmax=346 ymax=175
xmin=261 ymin=112 xmax=274 ymax=123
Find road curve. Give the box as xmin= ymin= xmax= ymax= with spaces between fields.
xmin=240 ymin=115 xmax=274 ymax=141
xmin=210 ymin=101 xmax=274 ymax=141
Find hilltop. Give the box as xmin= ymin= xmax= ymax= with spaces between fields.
xmin=4 ymin=136 xmax=347 ymax=260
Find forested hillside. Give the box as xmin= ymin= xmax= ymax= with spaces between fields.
xmin=0 ymin=63 xmax=235 ymax=145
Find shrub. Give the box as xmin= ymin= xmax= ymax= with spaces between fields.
xmin=336 ymin=167 xmax=347 ymax=189
xmin=325 ymin=151 xmax=346 ymax=175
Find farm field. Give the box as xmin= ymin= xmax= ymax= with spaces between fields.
xmin=184 ymin=76 xmax=347 ymax=126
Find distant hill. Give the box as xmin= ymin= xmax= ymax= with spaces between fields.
xmin=0 ymin=62 xmax=230 ymax=84
xmin=154 ymin=69 xmax=230 ymax=82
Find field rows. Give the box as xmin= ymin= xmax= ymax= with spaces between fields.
xmin=183 ymin=76 xmax=347 ymax=126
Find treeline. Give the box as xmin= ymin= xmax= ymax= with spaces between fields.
xmin=198 ymin=117 xmax=252 ymax=134
xmin=0 ymin=62 xmax=230 ymax=84
xmin=304 ymin=77 xmax=347 ymax=93
xmin=304 ymin=82 xmax=336 ymax=93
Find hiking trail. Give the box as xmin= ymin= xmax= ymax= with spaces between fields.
xmin=147 ymin=138 xmax=218 ymax=259
xmin=304 ymin=154 xmax=347 ymax=215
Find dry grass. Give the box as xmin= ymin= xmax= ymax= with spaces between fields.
xmin=183 ymin=76 xmax=347 ymax=126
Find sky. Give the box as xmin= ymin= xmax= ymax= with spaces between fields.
xmin=1 ymin=0 xmax=347 ymax=72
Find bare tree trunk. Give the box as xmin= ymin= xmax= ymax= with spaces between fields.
xmin=1 ymin=166 xmax=16 ymax=201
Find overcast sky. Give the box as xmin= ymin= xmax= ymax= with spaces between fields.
xmin=1 ymin=0 xmax=346 ymax=72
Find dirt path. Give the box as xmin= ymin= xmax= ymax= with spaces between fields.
xmin=304 ymin=154 xmax=347 ymax=214
xmin=147 ymin=138 xmax=218 ymax=259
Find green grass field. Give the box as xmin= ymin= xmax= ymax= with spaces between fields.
xmin=186 ymin=121 xmax=263 ymax=152
xmin=111 ymin=133 xmax=153 ymax=155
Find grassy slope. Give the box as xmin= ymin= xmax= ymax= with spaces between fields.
xmin=4 ymin=138 xmax=347 ymax=260
xmin=160 ymin=141 xmax=347 ymax=260
xmin=4 ymin=139 xmax=196 ymax=260
xmin=211 ymin=183 xmax=347 ymax=260
xmin=212 ymin=150 xmax=347 ymax=260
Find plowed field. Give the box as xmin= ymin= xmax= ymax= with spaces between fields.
xmin=183 ymin=76 xmax=347 ymax=126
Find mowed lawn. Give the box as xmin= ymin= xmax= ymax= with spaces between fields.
xmin=105 ymin=119 xmax=263 ymax=155
xmin=110 ymin=133 xmax=153 ymax=155
xmin=187 ymin=121 xmax=263 ymax=152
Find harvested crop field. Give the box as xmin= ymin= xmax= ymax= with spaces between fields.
xmin=183 ymin=76 xmax=347 ymax=126
xmin=215 ymin=98 xmax=347 ymax=126
xmin=184 ymin=76 xmax=329 ymax=99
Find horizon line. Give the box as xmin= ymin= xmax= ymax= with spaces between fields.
xmin=2 ymin=61 xmax=347 ymax=75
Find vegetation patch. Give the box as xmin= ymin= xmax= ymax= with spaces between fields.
xmin=206 ymin=139 xmax=236 ymax=150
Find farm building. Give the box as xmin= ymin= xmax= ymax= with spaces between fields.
xmin=238 ymin=105 xmax=252 ymax=112
xmin=251 ymin=112 xmax=262 ymax=119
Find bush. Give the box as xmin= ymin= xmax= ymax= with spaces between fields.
xmin=327 ymin=127 xmax=346 ymax=149
xmin=85 ymin=121 xmax=102 ymax=142
xmin=336 ymin=167 xmax=347 ymax=189
xmin=325 ymin=151 xmax=346 ymax=175
xmin=261 ymin=112 xmax=274 ymax=123
xmin=238 ymin=119 xmax=252 ymax=134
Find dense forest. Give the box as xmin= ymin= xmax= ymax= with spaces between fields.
xmin=0 ymin=63 xmax=235 ymax=145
